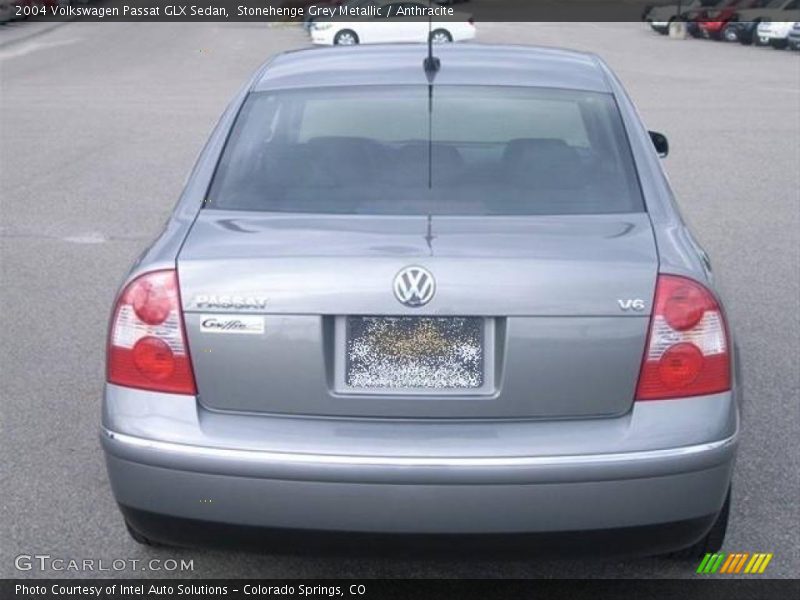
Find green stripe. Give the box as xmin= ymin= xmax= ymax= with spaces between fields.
xmin=697 ymin=554 xmax=713 ymax=574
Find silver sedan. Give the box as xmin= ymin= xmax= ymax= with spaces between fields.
xmin=101 ymin=43 xmax=740 ymax=557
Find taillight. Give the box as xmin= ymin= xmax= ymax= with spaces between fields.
xmin=636 ymin=274 xmax=730 ymax=400
xmin=107 ymin=270 xmax=196 ymax=395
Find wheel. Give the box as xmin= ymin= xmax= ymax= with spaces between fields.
xmin=430 ymin=29 xmax=453 ymax=44
xmin=670 ymin=488 xmax=730 ymax=559
xmin=770 ymin=39 xmax=788 ymax=50
xmin=790 ymin=41 xmax=800 ymax=51
xmin=333 ymin=29 xmax=359 ymax=45
xmin=659 ymin=16 xmax=676 ymax=35
xmin=722 ymin=24 xmax=739 ymax=43
xmin=125 ymin=520 xmax=164 ymax=547
xmin=738 ymin=24 xmax=755 ymax=45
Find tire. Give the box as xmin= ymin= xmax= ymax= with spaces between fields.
xmin=722 ymin=24 xmax=739 ymax=43
xmin=125 ymin=520 xmax=164 ymax=547
xmin=430 ymin=29 xmax=453 ymax=44
xmin=333 ymin=29 xmax=359 ymax=45
xmin=738 ymin=24 xmax=755 ymax=45
xmin=670 ymin=488 xmax=731 ymax=560
xmin=770 ymin=39 xmax=788 ymax=50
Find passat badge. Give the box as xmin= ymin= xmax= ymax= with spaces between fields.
xmin=200 ymin=315 xmax=264 ymax=335
xmin=192 ymin=295 xmax=268 ymax=310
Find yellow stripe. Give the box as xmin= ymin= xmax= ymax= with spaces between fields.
xmin=734 ymin=553 xmax=749 ymax=573
xmin=720 ymin=553 xmax=737 ymax=573
xmin=749 ymin=554 xmax=766 ymax=574
xmin=744 ymin=554 xmax=759 ymax=573
xmin=758 ymin=554 xmax=773 ymax=573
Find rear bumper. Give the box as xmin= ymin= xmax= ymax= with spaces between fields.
xmin=105 ymin=445 xmax=733 ymax=541
xmin=102 ymin=385 xmax=738 ymax=545
xmin=102 ymin=428 xmax=735 ymax=485
xmin=119 ymin=504 xmax=719 ymax=557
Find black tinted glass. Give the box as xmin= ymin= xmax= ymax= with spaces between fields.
xmin=207 ymin=86 xmax=644 ymax=215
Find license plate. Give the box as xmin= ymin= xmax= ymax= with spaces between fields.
xmin=346 ymin=316 xmax=484 ymax=389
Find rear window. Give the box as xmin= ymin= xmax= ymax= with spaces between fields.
xmin=207 ymin=86 xmax=644 ymax=215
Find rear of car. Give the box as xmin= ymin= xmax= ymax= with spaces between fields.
xmin=102 ymin=45 xmax=739 ymax=556
xmin=756 ymin=19 xmax=797 ymax=46
xmin=788 ymin=20 xmax=800 ymax=46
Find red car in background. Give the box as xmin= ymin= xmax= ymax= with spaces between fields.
xmin=690 ymin=0 xmax=773 ymax=40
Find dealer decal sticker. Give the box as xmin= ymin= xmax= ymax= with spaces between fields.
xmin=200 ymin=315 xmax=264 ymax=335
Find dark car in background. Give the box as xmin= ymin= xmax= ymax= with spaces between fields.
xmin=718 ymin=0 xmax=799 ymax=43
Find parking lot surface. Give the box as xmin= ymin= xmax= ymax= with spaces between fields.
xmin=1 ymin=21 xmax=798 ymax=578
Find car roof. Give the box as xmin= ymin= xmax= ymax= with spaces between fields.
xmin=252 ymin=44 xmax=612 ymax=93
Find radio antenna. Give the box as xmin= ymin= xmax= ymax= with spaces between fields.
xmin=422 ymin=1 xmax=440 ymax=192
xmin=423 ymin=1 xmax=440 ymax=81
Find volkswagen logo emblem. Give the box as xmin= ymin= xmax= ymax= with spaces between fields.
xmin=393 ymin=266 xmax=436 ymax=308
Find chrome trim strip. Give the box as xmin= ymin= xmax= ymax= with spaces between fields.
xmin=102 ymin=428 xmax=737 ymax=469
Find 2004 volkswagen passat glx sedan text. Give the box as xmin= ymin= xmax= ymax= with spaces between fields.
xmin=102 ymin=44 xmax=740 ymax=557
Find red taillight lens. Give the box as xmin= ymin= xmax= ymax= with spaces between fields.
xmin=657 ymin=343 xmax=703 ymax=388
xmin=663 ymin=283 xmax=705 ymax=330
xmin=130 ymin=277 xmax=173 ymax=325
xmin=132 ymin=337 xmax=175 ymax=381
xmin=107 ymin=270 xmax=196 ymax=395
xmin=636 ymin=274 xmax=730 ymax=400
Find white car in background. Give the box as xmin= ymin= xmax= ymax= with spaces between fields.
xmin=311 ymin=0 xmax=476 ymax=45
xmin=756 ymin=20 xmax=797 ymax=47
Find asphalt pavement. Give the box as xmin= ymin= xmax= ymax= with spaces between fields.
xmin=1 ymin=21 xmax=798 ymax=579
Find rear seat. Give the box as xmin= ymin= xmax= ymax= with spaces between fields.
xmin=252 ymin=136 xmax=588 ymax=190
xmin=503 ymin=138 xmax=587 ymax=190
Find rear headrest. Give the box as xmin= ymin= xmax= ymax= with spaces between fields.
xmin=304 ymin=136 xmax=378 ymax=184
xmin=393 ymin=142 xmax=464 ymax=184
xmin=255 ymin=143 xmax=311 ymax=187
xmin=503 ymin=138 xmax=586 ymax=189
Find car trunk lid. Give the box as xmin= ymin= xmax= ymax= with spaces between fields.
xmin=178 ymin=210 xmax=657 ymax=419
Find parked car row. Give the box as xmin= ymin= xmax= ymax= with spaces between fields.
xmin=643 ymin=0 xmax=800 ymax=49
xmin=304 ymin=0 xmax=476 ymax=45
